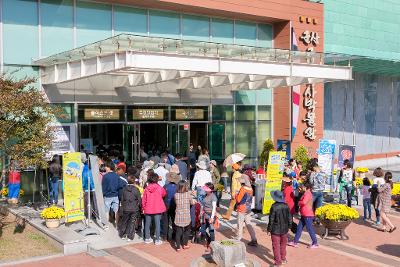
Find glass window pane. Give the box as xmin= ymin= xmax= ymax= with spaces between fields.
xmin=235 ymin=21 xmax=256 ymax=46
xmin=76 ymin=1 xmax=112 ymax=47
xmin=236 ymin=121 xmax=256 ymax=156
xmin=41 ymin=0 xmax=73 ymax=57
xmin=3 ymin=0 xmax=38 ymax=64
xmin=209 ymin=123 xmax=225 ymax=160
xmin=235 ymin=91 xmax=256 ymax=105
xmin=258 ymin=106 xmax=271 ymax=120
xmin=182 ymin=14 xmax=209 ymax=41
xmin=114 ymin=6 xmax=147 ymax=35
xmin=211 ymin=18 xmax=233 ymax=44
xmin=258 ymin=121 xmax=272 ymax=154
xmin=236 ymin=106 xmax=255 ymax=121
xmin=258 ymin=24 xmax=273 ymax=48
xmin=257 ymin=89 xmax=272 ymax=105
xmin=212 ymin=105 xmax=233 ymax=121
xmin=225 ymin=122 xmax=234 ymax=156
xmin=149 ymin=10 xmax=180 ymax=39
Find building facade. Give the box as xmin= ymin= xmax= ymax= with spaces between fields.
xmin=0 ymin=0 xmax=355 ymax=165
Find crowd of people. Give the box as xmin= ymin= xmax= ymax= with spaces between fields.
xmin=47 ymin=147 xmax=397 ymax=267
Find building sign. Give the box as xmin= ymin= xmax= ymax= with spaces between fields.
xmin=175 ymin=109 xmax=204 ymax=120
xmin=133 ymin=109 xmax=164 ymax=120
xmin=303 ymin=84 xmax=316 ymax=140
xmin=49 ymin=125 xmax=71 ymax=155
xmin=300 ymin=30 xmax=320 ymax=46
xmin=84 ymin=108 xmax=120 ymax=120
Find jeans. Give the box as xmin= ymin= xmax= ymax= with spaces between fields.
xmin=375 ymin=208 xmax=380 ymax=224
xmin=271 ymin=234 xmax=288 ymax=265
xmin=363 ymin=198 xmax=371 ymax=220
xmin=196 ymin=187 xmax=206 ymax=205
xmin=312 ymin=191 xmax=323 ymax=212
xmin=237 ymin=212 xmax=257 ymax=242
xmin=200 ymin=218 xmax=215 ymax=245
xmin=175 ymin=224 xmax=190 ymax=249
xmin=48 ymin=177 xmax=59 ymax=204
xmin=145 ymin=213 xmax=162 ymax=241
xmin=294 ymin=216 xmax=318 ymax=245
xmin=343 ymin=184 xmax=353 ymax=207
xmin=104 ymin=196 xmax=119 ymax=214
xmin=221 ymin=177 xmax=228 ymax=191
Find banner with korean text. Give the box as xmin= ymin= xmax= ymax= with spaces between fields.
xmin=318 ymin=139 xmax=336 ymax=192
xmin=63 ymin=152 xmax=85 ymax=223
xmin=262 ymin=151 xmax=286 ymax=214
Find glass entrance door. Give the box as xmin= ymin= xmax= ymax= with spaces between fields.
xmin=168 ymin=123 xmax=189 ymax=156
xmin=124 ymin=124 xmax=140 ymax=165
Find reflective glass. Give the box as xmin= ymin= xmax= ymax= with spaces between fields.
xmin=258 ymin=106 xmax=271 ymax=120
xmin=114 ymin=6 xmax=147 ymax=35
xmin=257 ymin=121 xmax=271 ymax=154
xmin=3 ymin=66 xmax=39 ymax=88
xmin=182 ymin=14 xmax=209 ymax=41
xmin=236 ymin=121 xmax=256 ymax=156
xmin=236 ymin=106 xmax=255 ymax=121
xmin=3 ymin=0 xmax=38 ymax=64
xmin=212 ymin=105 xmax=233 ymax=121
xmin=257 ymin=89 xmax=272 ymax=105
xmin=41 ymin=0 xmax=73 ymax=57
xmin=258 ymin=24 xmax=273 ymax=48
xmin=149 ymin=10 xmax=180 ymax=39
xmin=235 ymin=91 xmax=257 ymax=105
xmin=76 ymin=1 xmax=112 ymax=47
xmin=235 ymin=21 xmax=256 ymax=46
xmin=211 ymin=18 xmax=233 ymax=44
xmin=225 ymin=122 xmax=234 ymax=156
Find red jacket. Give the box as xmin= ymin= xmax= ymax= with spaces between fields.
xmin=142 ymin=183 xmax=167 ymax=215
xmin=283 ymin=185 xmax=295 ymax=215
xmin=299 ymin=190 xmax=314 ymax=217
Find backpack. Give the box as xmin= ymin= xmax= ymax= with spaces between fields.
xmin=238 ymin=190 xmax=252 ymax=213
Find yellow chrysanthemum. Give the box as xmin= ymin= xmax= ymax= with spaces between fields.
xmin=41 ymin=206 xmax=65 ymax=219
xmin=316 ymin=204 xmax=359 ymax=222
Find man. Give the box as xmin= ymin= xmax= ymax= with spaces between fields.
xmin=175 ymin=153 xmax=188 ymax=181
xmin=154 ymin=162 xmax=169 ymax=187
xmin=102 ymin=159 xmax=127 ymax=224
xmin=222 ymin=162 xmax=242 ymax=220
xmin=209 ymin=160 xmax=221 ymax=186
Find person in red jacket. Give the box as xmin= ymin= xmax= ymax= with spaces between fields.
xmin=282 ymin=175 xmax=295 ymax=216
xmin=142 ymin=172 xmax=167 ymax=245
xmin=288 ymin=182 xmax=318 ymax=248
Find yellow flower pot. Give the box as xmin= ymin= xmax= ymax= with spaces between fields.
xmin=45 ymin=219 xmax=60 ymax=228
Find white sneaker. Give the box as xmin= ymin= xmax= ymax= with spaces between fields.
xmin=144 ymin=238 xmax=153 ymax=244
xmin=155 ymin=240 xmax=163 ymax=245
xmin=121 ymin=236 xmax=127 ymax=240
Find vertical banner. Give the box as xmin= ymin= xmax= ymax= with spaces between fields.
xmin=262 ymin=151 xmax=286 ymax=214
xmin=318 ymin=139 xmax=336 ymax=192
xmin=338 ymin=145 xmax=356 ymax=168
xmin=89 ymin=155 xmax=108 ymax=227
xmin=277 ymin=140 xmax=291 ymax=160
xmin=63 ymin=152 xmax=84 ymax=223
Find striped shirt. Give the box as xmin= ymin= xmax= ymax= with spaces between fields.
xmin=174 ymin=192 xmax=191 ymax=227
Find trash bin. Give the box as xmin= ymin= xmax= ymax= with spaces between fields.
xmin=254 ymin=179 xmax=266 ymax=211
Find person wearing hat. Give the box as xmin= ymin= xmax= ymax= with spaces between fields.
xmin=209 ymin=160 xmax=221 ymax=186
xmin=191 ymin=161 xmax=212 ymax=202
xmin=162 ymin=164 xmax=180 ymax=241
xmin=267 ymin=190 xmax=293 ymax=266
xmin=222 ymin=162 xmax=242 ymax=220
xmin=235 ymin=174 xmax=257 ymax=246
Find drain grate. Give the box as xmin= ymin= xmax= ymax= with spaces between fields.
xmin=87 ymin=248 xmax=110 ymax=258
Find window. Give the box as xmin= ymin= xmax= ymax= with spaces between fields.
xmin=235 ymin=21 xmax=257 ymax=46
xmin=149 ymin=10 xmax=180 ymax=38
xmin=258 ymin=24 xmax=273 ymax=48
xmin=212 ymin=105 xmax=233 ymax=121
xmin=41 ymin=0 xmax=73 ymax=56
xmin=235 ymin=91 xmax=257 ymax=105
xmin=3 ymin=0 xmax=38 ymax=64
xmin=258 ymin=106 xmax=271 ymax=120
xmin=114 ymin=6 xmax=147 ymax=35
xmin=76 ymin=1 xmax=112 ymax=47
xmin=211 ymin=18 xmax=233 ymax=44
xmin=182 ymin=14 xmax=209 ymax=41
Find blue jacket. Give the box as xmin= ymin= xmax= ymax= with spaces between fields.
xmin=102 ymin=172 xmax=126 ymax=198
xmin=163 ymin=183 xmax=177 ymax=209
xmin=82 ymin=163 xmax=95 ymax=192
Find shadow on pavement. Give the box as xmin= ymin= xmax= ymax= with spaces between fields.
xmin=376 ymin=244 xmax=400 ymax=258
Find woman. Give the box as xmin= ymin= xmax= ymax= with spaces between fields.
xmin=174 ymin=180 xmax=193 ymax=252
xmin=209 ymin=160 xmax=221 ymax=186
xmin=370 ymin=167 xmax=385 ymax=225
xmin=142 ymin=172 xmax=167 ymax=245
xmin=162 ymin=165 xmax=180 ymax=241
xmin=338 ymin=160 xmax=355 ymax=207
xmin=198 ymin=148 xmax=210 ymax=168
xmin=288 ymin=181 xmax=318 ymax=248
xmin=48 ymin=155 xmax=62 ymax=205
xmin=376 ymin=172 xmax=396 ymax=233
xmin=199 ymin=183 xmax=217 ymax=252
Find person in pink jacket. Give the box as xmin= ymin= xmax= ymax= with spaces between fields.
xmin=142 ymin=172 xmax=167 ymax=245
xmin=288 ymin=181 xmax=318 ymax=248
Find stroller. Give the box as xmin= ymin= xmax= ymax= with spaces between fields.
xmin=190 ymin=202 xmax=202 ymax=243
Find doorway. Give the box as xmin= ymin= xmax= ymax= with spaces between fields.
xmin=190 ymin=123 xmax=207 ymax=150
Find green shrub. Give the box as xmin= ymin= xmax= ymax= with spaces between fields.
xmin=259 ymin=139 xmax=274 ymax=166
xmin=294 ymin=145 xmax=310 ymax=170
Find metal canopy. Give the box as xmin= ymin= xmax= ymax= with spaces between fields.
xmin=34 ymin=34 xmax=353 ymax=103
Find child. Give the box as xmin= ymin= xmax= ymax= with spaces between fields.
xmin=118 ymin=176 xmax=142 ymax=241
xmin=362 ymin=177 xmax=372 ymax=222
xmin=371 ymin=167 xmax=385 ymax=225
xmin=294 ymin=170 xmax=308 ymax=214
xmin=288 ymin=182 xmax=318 ymax=248
xmin=200 ymin=182 xmax=217 ymax=252
xmin=282 ymin=174 xmax=295 ymax=216
xmin=267 ymin=190 xmax=292 ymax=267
xmin=235 ymin=175 xmax=258 ymax=246
xmin=174 ymin=180 xmax=192 ymax=252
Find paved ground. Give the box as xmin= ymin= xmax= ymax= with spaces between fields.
xmin=6 ymin=196 xmax=400 ymax=267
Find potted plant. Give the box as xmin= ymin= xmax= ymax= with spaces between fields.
xmin=316 ymin=204 xmax=359 ymax=240
xmin=355 ymin=167 xmax=369 ymax=178
xmin=41 ymin=206 xmax=65 ymax=228
xmin=1 ymin=187 xmax=24 ymax=204
xmin=392 ymin=183 xmax=400 ymax=207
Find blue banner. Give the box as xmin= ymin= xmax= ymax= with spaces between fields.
xmin=277 ymin=139 xmax=291 ymax=160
